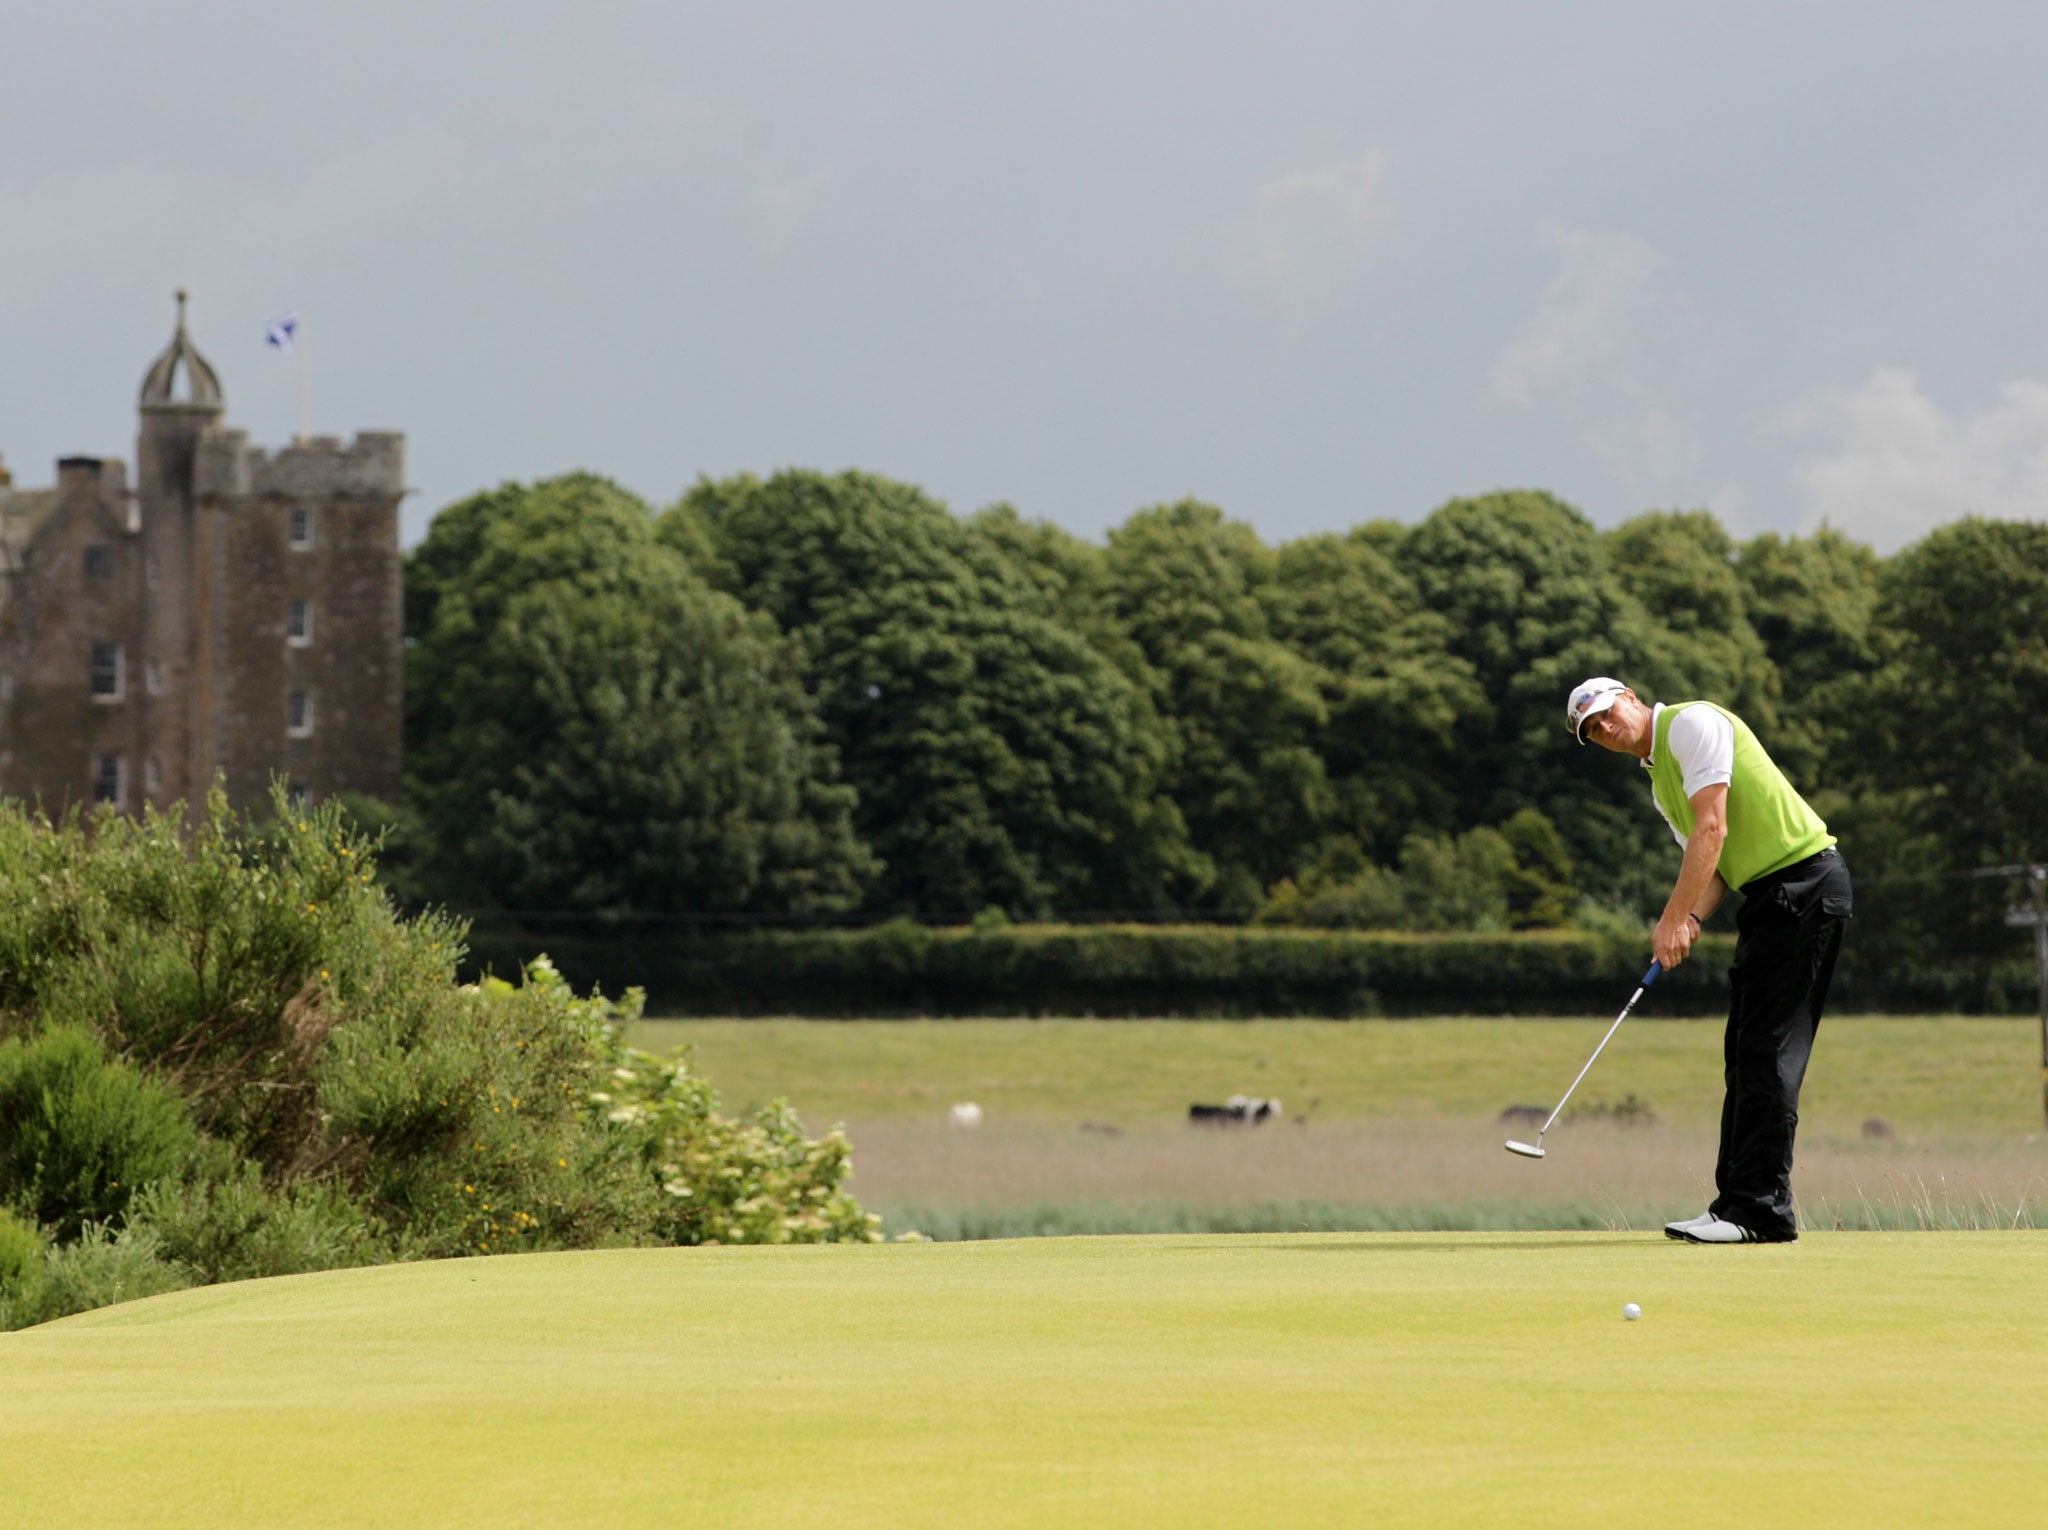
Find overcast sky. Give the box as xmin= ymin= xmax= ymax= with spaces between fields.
xmin=5 ymin=2 xmax=2045 ymax=553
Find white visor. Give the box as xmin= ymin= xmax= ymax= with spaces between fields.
xmin=1566 ymin=677 xmax=1628 ymax=744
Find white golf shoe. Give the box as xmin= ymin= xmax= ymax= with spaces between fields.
xmin=1665 ymin=1214 xmax=1759 ymax=1244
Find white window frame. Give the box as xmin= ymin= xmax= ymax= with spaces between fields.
xmin=288 ymin=506 xmax=315 ymax=551
xmin=90 ymin=641 xmax=125 ymax=701
xmin=287 ymin=597 xmax=314 ymax=647
xmin=288 ymin=689 xmax=315 ymax=737
xmin=92 ymin=752 xmax=125 ymax=808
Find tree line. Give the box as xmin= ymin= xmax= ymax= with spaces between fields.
xmin=374 ymin=469 xmax=2048 ymax=981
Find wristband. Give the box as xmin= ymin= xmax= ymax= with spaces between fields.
xmin=1686 ymin=913 xmax=1701 ymax=931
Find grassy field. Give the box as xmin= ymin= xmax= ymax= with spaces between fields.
xmin=630 ymin=1018 xmax=2048 ymax=1237
xmin=629 ymin=1016 xmax=2044 ymax=1132
xmin=5 ymin=1234 xmax=2044 ymax=1528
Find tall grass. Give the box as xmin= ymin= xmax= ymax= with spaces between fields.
xmin=873 ymin=1200 xmax=1657 ymax=1240
xmin=1804 ymin=1171 xmax=2047 ymax=1232
xmin=838 ymin=1117 xmax=2048 ymax=1240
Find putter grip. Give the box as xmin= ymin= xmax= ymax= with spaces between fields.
xmin=1641 ymin=959 xmax=1663 ymax=987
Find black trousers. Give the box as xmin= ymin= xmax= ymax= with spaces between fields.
xmin=1709 ymin=847 xmax=1853 ymax=1240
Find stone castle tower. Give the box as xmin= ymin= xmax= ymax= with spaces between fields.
xmin=0 ymin=293 xmax=404 ymax=814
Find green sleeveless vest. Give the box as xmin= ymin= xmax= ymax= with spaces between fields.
xmin=1648 ymin=702 xmax=1834 ymax=889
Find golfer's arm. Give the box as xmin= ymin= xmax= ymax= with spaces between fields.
xmin=1667 ymin=784 xmax=1729 ymax=927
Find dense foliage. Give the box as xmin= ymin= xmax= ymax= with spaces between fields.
xmin=0 ymin=792 xmax=878 ymax=1330
xmin=663 ymin=471 xmax=1189 ymax=917
xmin=391 ymin=467 xmax=2046 ymax=997
xmin=404 ymin=474 xmax=873 ymax=918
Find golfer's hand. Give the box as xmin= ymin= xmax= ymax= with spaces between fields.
xmin=1654 ymin=911 xmax=1697 ymax=970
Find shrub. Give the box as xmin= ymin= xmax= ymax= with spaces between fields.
xmin=34 ymin=1221 xmax=193 ymax=1323
xmin=0 ymin=789 xmax=878 ymax=1328
xmin=1499 ymin=808 xmax=1578 ymax=929
xmin=1254 ymin=839 xmax=1404 ymax=930
xmin=597 ymin=1044 xmax=878 ymax=1245
xmin=1394 ymin=827 xmax=1517 ymax=932
xmin=0 ymin=1206 xmax=48 ymax=1327
xmin=317 ymin=958 xmax=670 ymax=1259
xmin=1256 ymin=814 xmax=1576 ymax=935
xmin=125 ymin=1151 xmax=381 ymax=1285
xmin=0 ymin=1027 xmax=198 ymax=1239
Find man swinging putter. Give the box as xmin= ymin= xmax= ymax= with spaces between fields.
xmin=1568 ymin=678 xmax=1852 ymax=1244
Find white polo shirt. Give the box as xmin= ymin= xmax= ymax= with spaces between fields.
xmin=1641 ymin=702 xmax=1735 ymax=849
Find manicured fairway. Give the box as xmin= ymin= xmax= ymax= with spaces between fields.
xmin=5 ymin=1233 xmax=2044 ymax=1528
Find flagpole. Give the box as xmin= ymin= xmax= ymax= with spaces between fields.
xmin=298 ymin=330 xmax=311 ymax=444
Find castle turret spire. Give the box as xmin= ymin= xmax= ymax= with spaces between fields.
xmin=139 ymin=289 xmax=224 ymax=413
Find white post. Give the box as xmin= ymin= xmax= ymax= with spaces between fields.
xmin=2034 ymin=868 xmax=2048 ymax=1130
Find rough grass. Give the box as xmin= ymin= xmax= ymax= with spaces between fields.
xmin=5 ymin=1234 xmax=2045 ymax=1528
xmin=630 ymin=1017 xmax=2048 ymax=1237
xmin=631 ymin=1016 xmax=2045 ymax=1133
xmin=852 ymin=1119 xmax=2048 ymax=1238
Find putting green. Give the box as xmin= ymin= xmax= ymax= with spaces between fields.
xmin=4 ymin=1234 xmax=2043 ymax=1527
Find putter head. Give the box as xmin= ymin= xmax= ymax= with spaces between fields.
xmin=1503 ymin=1139 xmax=1546 ymax=1159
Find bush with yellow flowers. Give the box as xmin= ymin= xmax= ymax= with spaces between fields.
xmin=0 ymin=787 xmax=876 ymax=1330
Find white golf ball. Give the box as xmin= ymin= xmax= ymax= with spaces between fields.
xmin=1623 ymin=1302 xmax=1642 ymax=1321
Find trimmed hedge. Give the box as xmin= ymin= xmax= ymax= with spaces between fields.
xmin=464 ymin=921 xmax=2036 ymax=1018
xmin=464 ymin=924 xmax=1746 ymax=1018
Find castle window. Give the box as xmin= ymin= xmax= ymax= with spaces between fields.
xmin=146 ymin=553 xmax=161 ymax=589
xmin=83 ymin=545 xmax=113 ymax=579
xmin=287 ymin=598 xmax=314 ymax=646
xmin=91 ymin=641 xmax=125 ymax=700
xmin=287 ymin=781 xmax=310 ymax=809
xmin=288 ymin=507 xmax=315 ymax=550
xmin=145 ymin=659 xmax=164 ymax=695
xmin=145 ymin=757 xmax=162 ymax=797
xmin=288 ymin=690 xmax=315 ymax=737
xmin=93 ymin=753 xmax=125 ymax=807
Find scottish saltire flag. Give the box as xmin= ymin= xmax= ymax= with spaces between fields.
xmin=264 ymin=313 xmax=301 ymax=353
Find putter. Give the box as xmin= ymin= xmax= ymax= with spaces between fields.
xmin=1504 ymin=960 xmax=1663 ymax=1159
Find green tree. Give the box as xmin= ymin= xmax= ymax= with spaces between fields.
xmin=1839 ymin=518 xmax=2048 ymax=971
xmin=1103 ymin=501 xmax=1332 ymax=913
xmin=1254 ymin=809 xmax=1575 ymax=932
xmin=1734 ymin=525 xmax=1883 ymax=784
xmin=967 ymin=504 xmax=1114 ymax=640
xmin=1267 ymin=528 xmax=1484 ymax=862
xmin=1393 ymin=491 xmax=1684 ymax=912
xmin=406 ymin=474 xmax=872 ymax=917
xmin=665 ymin=471 xmax=1190 ymax=917
xmin=1498 ymin=806 xmax=1578 ymax=929
xmin=1604 ymin=510 xmax=1782 ymax=735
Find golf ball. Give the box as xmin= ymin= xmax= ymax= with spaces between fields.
xmin=1623 ymin=1302 xmax=1642 ymax=1321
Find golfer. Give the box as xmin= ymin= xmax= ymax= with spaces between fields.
xmin=1567 ymin=678 xmax=1851 ymax=1244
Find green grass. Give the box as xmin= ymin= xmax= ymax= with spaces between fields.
xmin=5 ymin=1234 xmax=2045 ymax=1527
xmin=630 ymin=1015 xmax=2047 ymax=1134
xmin=626 ymin=1018 xmax=2048 ymax=1239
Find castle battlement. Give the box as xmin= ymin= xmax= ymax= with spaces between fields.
xmin=2 ymin=292 xmax=404 ymax=817
xmin=195 ymin=428 xmax=405 ymax=501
